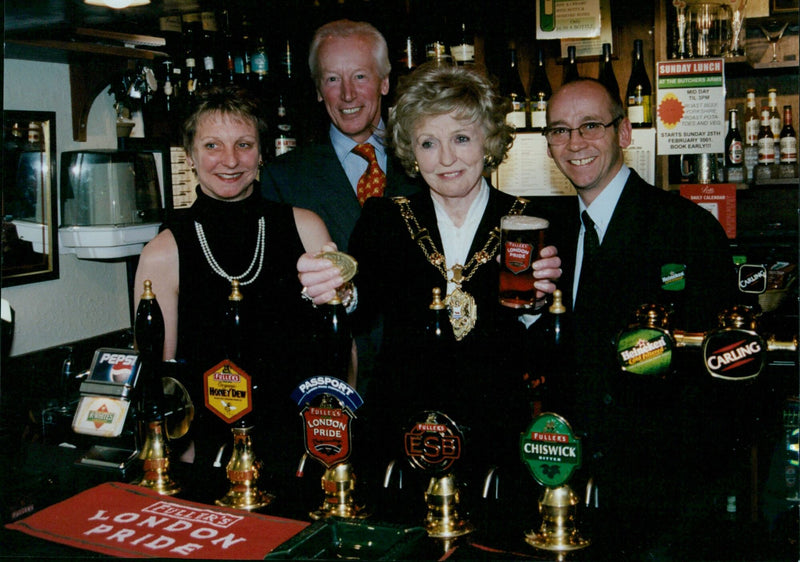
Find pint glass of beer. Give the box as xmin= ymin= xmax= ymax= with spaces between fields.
xmin=499 ymin=215 xmax=548 ymax=308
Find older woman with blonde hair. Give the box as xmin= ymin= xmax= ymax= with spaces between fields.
xmin=298 ymin=62 xmax=561 ymax=476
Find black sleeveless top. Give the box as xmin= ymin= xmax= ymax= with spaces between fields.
xmin=167 ymin=185 xmax=316 ymax=466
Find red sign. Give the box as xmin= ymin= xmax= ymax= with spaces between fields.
xmin=680 ymin=183 xmax=736 ymax=239
xmin=301 ymin=406 xmax=353 ymax=468
xmin=6 ymin=482 xmax=308 ymax=559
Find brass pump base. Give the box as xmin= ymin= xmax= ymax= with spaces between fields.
xmin=424 ymin=474 xmax=474 ymax=540
xmin=134 ymin=420 xmax=181 ymax=496
xmin=215 ymin=426 xmax=274 ymax=511
xmin=525 ymin=485 xmax=590 ymax=554
xmin=310 ymin=462 xmax=369 ymax=520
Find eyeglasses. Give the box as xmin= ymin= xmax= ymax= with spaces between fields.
xmin=543 ymin=117 xmax=622 ymax=145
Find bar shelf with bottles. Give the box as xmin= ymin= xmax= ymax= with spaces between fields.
xmin=656 ymin=2 xmax=799 ymax=191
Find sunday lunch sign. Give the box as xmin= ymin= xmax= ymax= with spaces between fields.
xmin=656 ymin=58 xmax=725 ymax=155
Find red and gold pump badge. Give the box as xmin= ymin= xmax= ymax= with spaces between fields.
xmin=204 ymin=360 xmax=252 ymax=424
xmin=301 ymin=405 xmax=353 ymax=468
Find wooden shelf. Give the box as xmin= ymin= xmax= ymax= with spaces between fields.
xmin=5 ymin=29 xmax=168 ymax=142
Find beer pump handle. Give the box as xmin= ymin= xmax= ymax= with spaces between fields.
xmin=60 ymin=346 xmax=74 ymax=407
xmin=673 ymin=330 xmax=705 ymax=347
xmin=766 ymin=334 xmax=798 ymax=353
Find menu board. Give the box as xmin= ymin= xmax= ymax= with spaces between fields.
xmin=496 ymin=128 xmax=656 ymax=196
xmin=655 ymin=58 xmax=726 ymax=155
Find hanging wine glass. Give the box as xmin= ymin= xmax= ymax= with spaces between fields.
xmin=758 ymin=19 xmax=789 ymax=63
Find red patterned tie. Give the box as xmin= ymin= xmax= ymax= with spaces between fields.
xmin=352 ymin=143 xmax=386 ymax=206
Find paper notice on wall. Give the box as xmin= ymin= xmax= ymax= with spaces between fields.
xmin=560 ymin=0 xmax=613 ymax=57
xmin=656 ymin=58 xmax=726 ymax=155
xmin=537 ymin=0 xmax=602 ymax=39
xmin=495 ymin=129 xmax=655 ymax=196
xmin=495 ymin=134 xmax=576 ymax=196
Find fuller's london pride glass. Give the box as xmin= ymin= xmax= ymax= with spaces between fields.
xmin=499 ymin=215 xmax=548 ymax=308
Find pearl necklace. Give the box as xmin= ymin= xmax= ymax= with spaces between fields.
xmin=194 ymin=217 xmax=266 ymax=285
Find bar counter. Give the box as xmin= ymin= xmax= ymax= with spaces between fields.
xmin=1 ymin=328 xmax=798 ymax=561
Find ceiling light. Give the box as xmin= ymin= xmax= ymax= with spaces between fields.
xmin=84 ymin=0 xmax=150 ymax=9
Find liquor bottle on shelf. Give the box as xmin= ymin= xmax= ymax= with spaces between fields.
xmin=756 ymin=106 xmax=775 ymax=180
xmin=725 ymin=108 xmax=744 ymax=183
xmin=528 ymin=47 xmax=552 ymax=132
xmin=768 ymin=88 xmax=782 ymax=161
xmin=219 ymin=8 xmax=236 ymax=86
xmin=161 ymin=60 xmax=175 ymax=113
xmin=449 ymin=20 xmax=475 ymax=67
xmin=563 ymin=45 xmax=580 ymax=84
xmin=425 ymin=38 xmax=451 ymax=66
xmin=743 ymin=89 xmax=759 ymax=182
xmin=501 ymin=44 xmax=528 ymax=131
xmin=181 ymin=18 xmax=200 ymax=102
xmin=277 ymin=38 xmax=298 ymax=98
xmin=250 ymin=35 xmax=270 ymax=91
xmin=744 ymin=89 xmax=759 ymax=145
xmin=397 ymin=34 xmax=419 ymax=77
xmin=597 ymin=43 xmax=620 ymax=102
xmin=626 ymin=39 xmax=652 ymax=128
xmin=198 ymin=38 xmax=218 ymax=93
xmin=779 ymin=105 xmax=797 ymax=178
xmin=233 ymin=15 xmax=253 ymax=89
xmin=272 ymin=94 xmax=297 ymax=158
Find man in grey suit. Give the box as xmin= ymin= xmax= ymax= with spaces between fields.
xmin=261 ymin=19 xmax=420 ymax=251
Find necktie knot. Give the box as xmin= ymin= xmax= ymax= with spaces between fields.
xmin=352 ymin=143 xmax=377 ymax=162
xmin=352 ymin=143 xmax=386 ymax=205
xmin=581 ymin=210 xmax=595 ymax=231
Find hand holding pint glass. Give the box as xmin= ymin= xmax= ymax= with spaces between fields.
xmin=499 ymin=215 xmax=549 ymax=309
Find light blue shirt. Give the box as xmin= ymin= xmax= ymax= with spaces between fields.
xmin=573 ymin=164 xmax=630 ymax=304
xmin=330 ymin=122 xmax=388 ymax=195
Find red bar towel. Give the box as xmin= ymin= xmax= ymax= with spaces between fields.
xmin=6 ymin=482 xmax=308 ymax=559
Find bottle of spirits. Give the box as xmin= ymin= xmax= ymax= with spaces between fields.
xmin=756 ymin=106 xmax=775 ymax=180
xmin=768 ymin=88 xmax=782 ymax=162
xmin=563 ymin=45 xmax=580 ymax=84
xmin=449 ymin=21 xmax=475 ymax=66
xmin=251 ymin=35 xmax=270 ymax=90
xmin=744 ymin=89 xmax=759 ymax=146
xmin=219 ymin=8 xmax=236 ymax=86
xmin=273 ymin=95 xmax=297 ymax=158
xmin=502 ymin=45 xmax=528 ymax=131
xmin=233 ymin=15 xmax=253 ymax=89
xmin=597 ymin=43 xmax=620 ymax=102
xmin=626 ymin=39 xmax=652 ymax=128
xmin=425 ymin=39 xmax=451 ymax=66
xmin=779 ymin=105 xmax=797 ymax=178
xmin=725 ymin=108 xmax=744 ymax=182
xmin=528 ymin=47 xmax=552 ymax=132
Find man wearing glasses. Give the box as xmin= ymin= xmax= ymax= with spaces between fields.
xmin=542 ymin=78 xmax=738 ymax=557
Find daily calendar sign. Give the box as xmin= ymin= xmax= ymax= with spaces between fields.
xmin=656 ymin=58 xmax=726 ymax=155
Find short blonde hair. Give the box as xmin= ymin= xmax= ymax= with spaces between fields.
xmin=389 ymin=62 xmax=514 ymax=177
